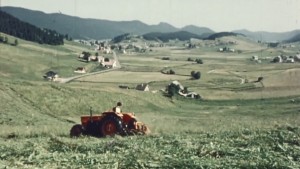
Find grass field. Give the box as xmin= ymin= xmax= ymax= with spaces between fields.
xmin=0 ymin=34 xmax=300 ymax=168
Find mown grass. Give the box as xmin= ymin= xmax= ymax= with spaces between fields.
xmin=0 ymin=126 xmax=299 ymax=168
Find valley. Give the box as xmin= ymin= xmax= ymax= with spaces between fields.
xmin=1 ymin=30 xmax=300 ymax=168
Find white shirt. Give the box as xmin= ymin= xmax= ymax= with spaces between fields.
xmin=115 ymin=106 xmax=121 ymax=113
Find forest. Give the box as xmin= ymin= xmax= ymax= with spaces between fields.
xmin=0 ymin=10 xmax=64 ymax=45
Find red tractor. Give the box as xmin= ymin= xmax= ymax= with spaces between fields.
xmin=70 ymin=108 xmax=150 ymax=137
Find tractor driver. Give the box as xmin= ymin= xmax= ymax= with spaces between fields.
xmin=113 ymin=102 xmax=122 ymax=113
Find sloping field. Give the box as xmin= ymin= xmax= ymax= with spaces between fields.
xmin=0 ymin=34 xmax=96 ymax=80
xmin=264 ymin=68 xmax=300 ymax=87
xmin=76 ymin=71 xmax=189 ymax=83
xmin=220 ymin=36 xmax=265 ymax=52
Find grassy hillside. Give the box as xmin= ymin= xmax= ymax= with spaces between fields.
xmin=1 ymin=34 xmax=300 ymax=168
xmin=0 ymin=33 xmax=100 ymax=81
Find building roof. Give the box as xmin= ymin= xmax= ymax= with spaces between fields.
xmin=136 ymin=83 xmax=149 ymax=91
xmin=45 ymin=71 xmax=57 ymax=77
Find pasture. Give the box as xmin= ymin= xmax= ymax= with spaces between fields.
xmin=0 ymin=35 xmax=300 ymax=168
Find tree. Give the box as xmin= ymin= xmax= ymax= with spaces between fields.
xmin=183 ymin=87 xmax=188 ymax=94
xmin=167 ymin=83 xmax=181 ymax=97
xmin=195 ymin=58 xmax=203 ymax=64
xmin=95 ymin=52 xmax=99 ymax=57
xmin=187 ymin=57 xmax=194 ymax=61
xmin=82 ymin=51 xmax=91 ymax=61
xmin=0 ymin=11 xmax=64 ymax=45
xmin=14 ymin=39 xmax=18 ymax=46
xmin=104 ymin=57 xmax=110 ymax=62
xmin=272 ymin=57 xmax=280 ymax=63
xmin=193 ymin=71 xmax=201 ymax=79
xmin=169 ymin=69 xmax=175 ymax=74
xmin=191 ymin=71 xmax=195 ymax=77
xmin=191 ymin=71 xmax=201 ymax=80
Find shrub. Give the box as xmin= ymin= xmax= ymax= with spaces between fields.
xmin=162 ymin=57 xmax=170 ymax=60
xmin=272 ymin=57 xmax=280 ymax=63
xmin=14 ymin=39 xmax=18 ymax=46
xmin=187 ymin=57 xmax=194 ymax=61
xmin=169 ymin=69 xmax=175 ymax=74
xmin=195 ymin=58 xmax=203 ymax=64
xmin=190 ymin=71 xmax=195 ymax=76
xmin=167 ymin=83 xmax=181 ymax=97
xmin=191 ymin=71 xmax=201 ymax=80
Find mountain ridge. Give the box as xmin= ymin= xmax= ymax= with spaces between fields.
xmin=233 ymin=29 xmax=300 ymax=42
xmin=1 ymin=6 xmax=213 ymax=40
xmin=2 ymin=6 xmax=299 ymax=42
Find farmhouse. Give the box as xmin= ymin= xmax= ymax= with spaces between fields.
xmin=252 ymin=56 xmax=258 ymax=61
xmin=74 ymin=67 xmax=86 ymax=73
xmin=186 ymin=92 xmax=201 ymax=99
xmin=97 ymin=56 xmax=104 ymax=63
xmin=88 ymin=55 xmax=98 ymax=62
xmin=43 ymin=71 xmax=59 ymax=81
xmin=136 ymin=83 xmax=149 ymax=91
xmin=119 ymin=85 xmax=130 ymax=89
xmin=286 ymin=58 xmax=295 ymax=63
xmin=273 ymin=55 xmax=298 ymax=63
xmin=218 ymin=47 xmax=235 ymax=53
xmin=273 ymin=55 xmax=283 ymax=63
xmin=171 ymin=81 xmax=184 ymax=91
xmin=101 ymin=60 xmax=117 ymax=68
xmin=294 ymin=54 xmax=300 ymax=62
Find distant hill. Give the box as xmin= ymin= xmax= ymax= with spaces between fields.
xmin=284 ymin=33 xmax=300 ymax=43
xmin=233 ymin=29 xmax=300 ymax=42
xmin=181 ymin=25 xmax=214 ymax=38
xmin=143 ymin=31 xmax=202 ymax=42
xmin=1 ymin=7 xmax=213 ymax=40
xmin=204 ymin=32 xmax=245 ymax=40
xmin=0 ymin=10 xmax=64 ymax=45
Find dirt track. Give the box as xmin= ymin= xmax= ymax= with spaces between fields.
xmin=59 ymin=51 xmax=121 ymax=83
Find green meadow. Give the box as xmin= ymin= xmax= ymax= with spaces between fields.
xmin=0 ymin=34 xmax=300 ymax=168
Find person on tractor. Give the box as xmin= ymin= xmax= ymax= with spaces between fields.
xmin=113 ymin=102 xmax=122 ymax=113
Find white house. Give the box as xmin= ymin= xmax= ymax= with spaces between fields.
xmin=294 ymin=55 xmax=300 ymax=62
xmin=136 ymin=83 xmax=150 ymax=91
xmin=252 ymin=56 xmax=258 ymax=61
xmin=101 ymin=60 xmax=117 ymax=68
xmin=286 ymin=58 xmax=295 ymax=63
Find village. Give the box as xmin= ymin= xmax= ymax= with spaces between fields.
xmin=42 ymin=33 xmax=300 ymax=102
xmin=1 ymin=1 xmax=300 ymax=168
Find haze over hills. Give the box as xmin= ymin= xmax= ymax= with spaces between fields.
xmin=143 ymin=31 xmax=203 ymax=42
xmin=1 ymin=6 xmax=300 ymax=42
xmin=1 ymin=6 xmax=213 ymax=40
xmin=234 ymin=29 xmax=300 ymax=42
xmin=285 ymin=33 xmax=300 ymax=43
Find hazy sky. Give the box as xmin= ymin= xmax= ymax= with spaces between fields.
xmin=2 ymin=0 xmax=300 ymax=32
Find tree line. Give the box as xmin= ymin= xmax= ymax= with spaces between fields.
xmin=0 ymin=10 xmax=64 ymax=45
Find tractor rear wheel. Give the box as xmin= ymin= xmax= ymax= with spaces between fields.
xmin=70 ymin=124 xmax=83 ymax=137
xmin=100 ymin=116 xmax=126 ymax=137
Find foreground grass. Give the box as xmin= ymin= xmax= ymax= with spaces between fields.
xmin=0 ymin=126 xmax=299 ymax=169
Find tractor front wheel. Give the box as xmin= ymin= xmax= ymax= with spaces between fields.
xmin=70 ymin=124 xmax=83 ymax=137
xmin=100 ymin=116 xmax=126 ymax=137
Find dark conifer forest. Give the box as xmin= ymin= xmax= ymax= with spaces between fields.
xmin=0 ymin=10 xmax=64 ymax=45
